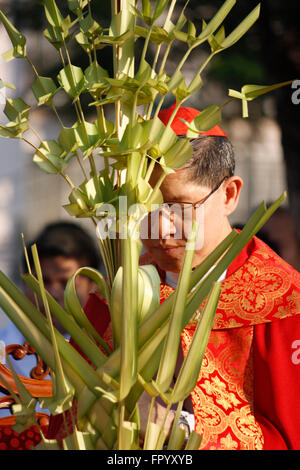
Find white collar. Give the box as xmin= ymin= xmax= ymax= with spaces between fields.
xmin=165 ymin=266 xmax=227 ymax=290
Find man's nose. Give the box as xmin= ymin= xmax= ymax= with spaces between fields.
xmin=159 ymin=208 xmax=177 ymax=239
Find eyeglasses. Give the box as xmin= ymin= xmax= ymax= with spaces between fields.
xmin=144 ymin=176 xmax=229 ymax=241
xmin=160 ymin=176 xmax=229 ymax=215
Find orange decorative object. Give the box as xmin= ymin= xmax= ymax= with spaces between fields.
xmin=0 ymin=343 xmax=52 ymax=398
xmin=0 ymin=342 xmax=52 ymax=450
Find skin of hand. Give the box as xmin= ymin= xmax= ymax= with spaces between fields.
xmin=138 ymin=391 xmax=175 ymax=442
xmin=138 ymin=347 xmax=194 ymax=446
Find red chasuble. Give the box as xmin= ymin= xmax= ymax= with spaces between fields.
xmin=47 ymin=236 xmax=300 ymax=450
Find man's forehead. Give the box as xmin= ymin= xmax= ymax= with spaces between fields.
xmin=150 ymin=166 xmax=210 ymax=202
xmin=40 ymin=256 xmax=81 ymax=273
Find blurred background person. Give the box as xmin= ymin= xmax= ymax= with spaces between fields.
xmin=22 ymin=221 xmax=103 ymax=335
xmin=0 ymin=221 xmax=102 ymax=381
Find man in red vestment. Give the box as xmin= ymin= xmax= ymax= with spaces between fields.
xmin=48 ymin=104 xmax=300 ymax=450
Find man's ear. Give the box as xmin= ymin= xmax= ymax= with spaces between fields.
xmin=223 ymin=176 xmax=243 ymax=216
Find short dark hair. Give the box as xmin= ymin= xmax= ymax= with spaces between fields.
xmin=182 ymin=136 xmax=235 ymax=187
xmin=23 ymin=221 xmax=101 ymax=272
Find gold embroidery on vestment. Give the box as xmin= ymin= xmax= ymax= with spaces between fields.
xmin=186 ymin=248 xmax=300 ymax=330
xmin=181 ymin=327 xmax=264 ymax=450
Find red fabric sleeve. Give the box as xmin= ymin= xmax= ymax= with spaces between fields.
xmin=68 ymin=292 xmax=110 ymax=361
xmin=81 ymin=292 xmax=110 ymax=336
xmin=253 ymin=314 xmax=300 ymax=450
